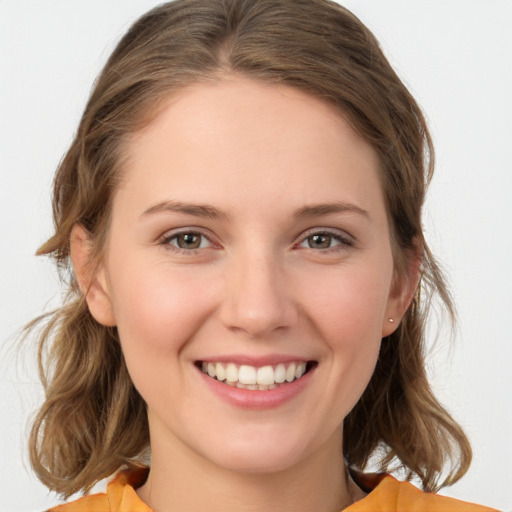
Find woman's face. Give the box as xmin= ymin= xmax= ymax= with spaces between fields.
xmin=84 ymin=77 xmax=408 ymax=474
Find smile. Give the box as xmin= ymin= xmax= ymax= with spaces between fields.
xmin=199 ymin=361 xmax=313 ymax=390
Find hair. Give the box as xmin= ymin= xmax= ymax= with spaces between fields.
xmin=28 ymin=0 xmax=471 ymax=497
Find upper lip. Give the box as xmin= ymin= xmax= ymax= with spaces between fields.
xmin=196 ymin=354 xmax=314 ymax=367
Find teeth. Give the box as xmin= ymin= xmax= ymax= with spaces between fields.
xmin=274 ymin=364 xmax=286 ymax=383
xmin=239 ymin=365 xmax=257 ymax=385
xmin=200 ymin=361 xmax=309 ymax=389
xmin=215 ymin=362 xmax=225 ymax=381
xmin=286 ymin=363 xmax=296 ymax=382
xmin=295 ymin=362 xmax=306 ymax=379
xmin=235 ymin=382 xmax=258 ymax=390
xmin=225 ymin=363 xmax=238 ymax=383
xmin=256 ymin=365 xmax=274 ymax=386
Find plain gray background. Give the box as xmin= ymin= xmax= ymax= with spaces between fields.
xmin=1 ymin=1 xmax=511 ymax=511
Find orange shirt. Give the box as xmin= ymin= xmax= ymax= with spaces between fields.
xmin=47 ymin=468 xmax=497 ymax=512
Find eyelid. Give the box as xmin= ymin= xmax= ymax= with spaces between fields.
xmin=158 ymin=227 xmax=218 ymax=253
xmin=156 ymin=226 xmax=355 ymax=254
xmin=295 ymin=227 xmax=355 ymax=250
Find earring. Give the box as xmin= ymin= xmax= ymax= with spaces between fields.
xmin=388 ymin=318 xmax=394 ymax=323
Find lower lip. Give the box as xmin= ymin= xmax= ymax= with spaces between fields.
xmin=196 ymin=365 xmax=316 ymax=410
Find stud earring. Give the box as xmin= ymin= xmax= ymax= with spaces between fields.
xmin=388 ymin=318 xmax=394 ymax=323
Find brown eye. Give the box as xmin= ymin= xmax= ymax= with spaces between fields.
xmin=166 ymin=232 xmax=210 ymax=251
xmin=177 ymin=233 xmax=201 ymax=249
xmin=307 ymin=234 xmax=334 ymax=249
xmin=298 ymin=231 xmax=353 ymax=251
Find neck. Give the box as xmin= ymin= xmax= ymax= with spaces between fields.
xmin=137 ymin=428 xmax=359 ymax=512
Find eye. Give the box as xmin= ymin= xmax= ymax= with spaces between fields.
xmin=162 ymin=231 xmax=212 ymax=251
xmin=298 ymin=230 xmax=353 ymax=250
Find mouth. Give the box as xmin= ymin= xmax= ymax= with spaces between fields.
xmin=196 ymin=360 xmax=317 ymax=390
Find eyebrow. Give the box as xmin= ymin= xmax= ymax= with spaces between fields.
xmin=293 ymin=202 xmax=369 ymax=219
xmin=141 ymin=200 xmax=229 ymax=220
xmin=141 ymin=200 xmax=369 ymax=221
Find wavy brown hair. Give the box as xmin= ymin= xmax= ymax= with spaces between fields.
xmin=28 ymin=0 xmax=471 ymax=497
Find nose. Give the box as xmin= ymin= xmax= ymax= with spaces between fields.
xmin=218 ymin=250 xmax=298 ymax=338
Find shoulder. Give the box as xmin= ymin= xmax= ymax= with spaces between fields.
xmin=46 ymin=492 xmax=109 ymax=512
xmin=346 ymin=473 xmax=498 ymax=512
xmin=46 ymin=467 xmax=151 ymax=512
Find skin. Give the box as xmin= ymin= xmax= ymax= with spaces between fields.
xmin=72 ymin=77 xmax=416 ymax=512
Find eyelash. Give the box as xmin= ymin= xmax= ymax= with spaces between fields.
xmin=296 ymin=229 xmax=354 ymax=252
xmin=158 ymin=228 xmax=354 ymax=255
xmin=159 ymin=230 xmax=213 ymax=254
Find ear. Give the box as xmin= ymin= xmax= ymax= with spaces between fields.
xmin=381 ymin=245 xmax=422 ymax=337
xmin=70 ymin=224 xmax=116 ymax=327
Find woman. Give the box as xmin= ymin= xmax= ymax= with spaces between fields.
xmin=22 ymin=1 xmax=498 ymax=510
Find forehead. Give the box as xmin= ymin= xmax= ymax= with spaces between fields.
xmin=117 ymin=77 xmax=385 ymax=221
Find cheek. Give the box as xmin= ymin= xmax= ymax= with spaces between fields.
xmin=302 ymin=262 xmax=391 ymax=396
xmin=108 ymin=259 xmax=218 ymax=356
xmin=305 ymin=263 xmax=392 ymax=339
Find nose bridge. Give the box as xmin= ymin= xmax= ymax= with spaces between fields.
xmin=219 ymin=244 xmax=297 ymax=337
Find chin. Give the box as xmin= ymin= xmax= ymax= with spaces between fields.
xmin=195 ymin=428 xmax=317 ymax=475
